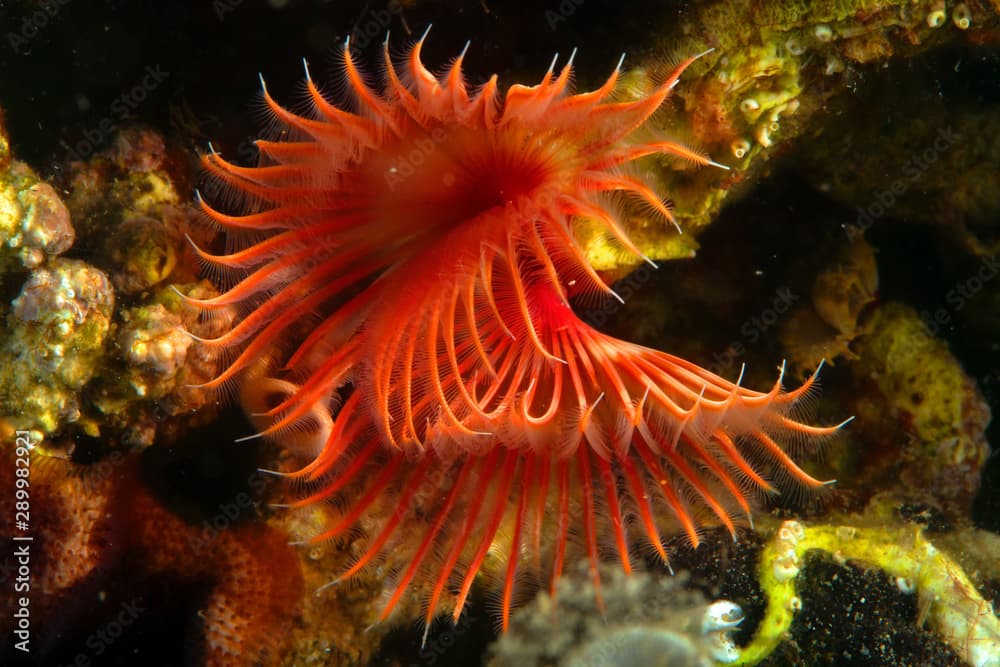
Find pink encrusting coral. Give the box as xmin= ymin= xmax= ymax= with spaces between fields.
xmin=188 ymin=33 xmax=846 ymax=633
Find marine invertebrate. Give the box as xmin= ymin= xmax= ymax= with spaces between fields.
xmin=0 ymin=258 xmax=114 ymax=438
xmin=0 ymin=448 xmax=303 ymax=666
xmin=738 ymin=520 xmax=1000 ymax=667
xmin=731 ymin=138 xmax=751 ymax=159
xmin=191 ymin=34 xmax=845 ymax=632
xmin=0 ymin=112 xmax=74 ymax=274
xmin=813 ymin=24 xmax=834 ymax=43
xmin=953 ymin=3 xmax=972 ymax=30
xmin=927 ymin=2 xmax=948 ymax=29
xmin=0 ymin=123 xmax=228 ymax=447
xmin=490 ymin=563 xmax=743 ymax=666
xmin=849 ymin=302 xmax=990 ymax=512
xmin=0 ymin=170 xmax=74 ymax=272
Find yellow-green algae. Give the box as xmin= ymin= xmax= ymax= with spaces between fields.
xmin=0 ymin=169 xmax=74 ymax=274
xmin=737 ymin=519 xmax=1000 ymax=667
xmin=0 ymin=109 xmax=73 ymax=276
xmin=102 ymin=214 xmax=178 ymax=294
xmin=849 ymin=302 xmax=991 ymax=510
xmin=0 ymin=153 xmax=74 ymax=275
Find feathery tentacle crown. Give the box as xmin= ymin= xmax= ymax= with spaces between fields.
xmin=191 ymin=33 xmax=845 ymax=633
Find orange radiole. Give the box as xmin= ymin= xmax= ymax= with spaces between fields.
xmin=189 ymin=31 xmax=846 ymax=634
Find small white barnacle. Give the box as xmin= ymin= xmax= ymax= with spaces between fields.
xmin=927 ymin=2 xmax=947 ymax=28
xmin=755 ymin=121 xmax=775 ymax=148
xmin=813 ymin=24 xmax=834 ymax=43
xmin=731 ymin=138 xmax=751 ymax=159
xmin=785 ymin=36 xmax=806 ymax=56
xmin=779 ymin=520 xmax=806 ymax=543
xmin=703 ymin=600 xmax=745 ymax=633
xmin=825 ymin=56 xmax=845 ymax=76
xmin=773 ymin=549 xmax=800 ymax=581
xmin=953 ymin=3 xmax=972 ymax=29
xmin=702 ymin=600 xmax=744 ymax=664
xmin=739 ymin=97 xmax=760 ymax=115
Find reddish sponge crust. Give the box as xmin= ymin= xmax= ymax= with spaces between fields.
xmin=0 ymin=452 xmax=302 ymax=666
xmin=192 ymin=35 xmax=845 ymax=632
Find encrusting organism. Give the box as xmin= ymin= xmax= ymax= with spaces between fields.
xmin=0 ymin=450 xmax=303 ymax=667
xmin=188 ymin=31 xmax=848 ymax=634
xmin=738 ymin=520 xmax=1000 ymax=667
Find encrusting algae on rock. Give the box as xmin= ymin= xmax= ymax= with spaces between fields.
xmin=0 ymin=110 xmax=74 ymax=276
xmin=0 ymin=168 xmax=74 ymax=274
xmin=2 ymin=258 xmax=115 ymax=437
xmin=0 ymin=122 xmax=226 ymax=447
xmin=847 ymin=302 xmax=991 ymax=513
